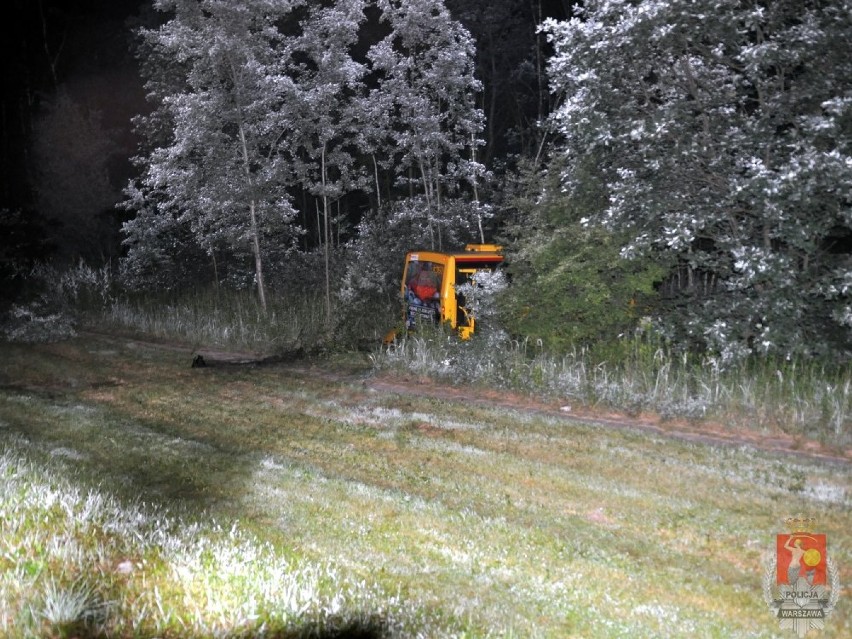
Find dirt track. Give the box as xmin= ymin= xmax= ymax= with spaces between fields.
xmin=82 ymin=329 xmax=851 ymax=466
xmin=364 ymin=377 xmax=851 ymax=466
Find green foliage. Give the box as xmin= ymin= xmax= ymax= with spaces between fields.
xmin=502 ymin=161 xmax=666 ymax=352
xmin=543 ymin=0 xmax=852 ymax=360
xmin=0 ymin=262 xmax=117 ymax=344
xmin=123 ymin=0 xmax=309 ymax=310
xmin=504 ymin=223 xmax=665 ymax=351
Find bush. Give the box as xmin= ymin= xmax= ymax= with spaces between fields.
xmin=0 ymin=262 xmax=115 ymax=344
xmin=501 ymin=160 xmax=666 ymax=352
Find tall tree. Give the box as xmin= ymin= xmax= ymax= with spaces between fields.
xmin=123 ymin=0 xmax=304 ymax=310
xmin=288 ymin=0 xmax=368 ymax=322
xmin=369 ymin=0 xmax=486 ymax=250
xmin=543 ymin=0 xmax=852 ymax=360
xmin=122 ymin=0 xmax=487 ymax=318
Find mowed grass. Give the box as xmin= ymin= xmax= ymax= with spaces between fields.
xmin=0 ymin=335 xmax=849 ymax=637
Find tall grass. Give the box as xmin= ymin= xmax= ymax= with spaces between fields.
xmin=2 ymin=261 xmax=389 ymax=354
xmin=102 ymin=288 xmax=329 ymax=354
xmin=374 ymin=329 xmax=852 ymax=444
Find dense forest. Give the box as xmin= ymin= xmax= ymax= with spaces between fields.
xmin=1 ymin=0 xmax=850 ymax=362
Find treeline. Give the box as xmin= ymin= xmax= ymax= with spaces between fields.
xmin=2 ymin=0 xmax=850 ymax=362
xmin=505 ymin=0 xmax=852 ymax=361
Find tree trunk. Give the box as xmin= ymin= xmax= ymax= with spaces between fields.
xmin=435 ymin=171 xmax=443 ymax=251
xmin=38 ymin=0 xmax=64 ymax=89
xmin=321 ymin=143 xmax=332 ymax=324
xmin=211 ymin=250 xmax=219 ymax=289
xmin=418 ymin=157 xmax=435 ymax=250
xmin=471 ymin=134 xmax=485 ymax=244
xmin=236 ymin=119 xmax=267 ymax=312
xmin=248 ymin=199 xmax=268 ymax=311
xmin=228 ymin=55 xmax=268 ymax=312
xmin=531 ymin=0 xmax=545 ymax=123
xmin=372 ymin=153 xmax=382 ymax=211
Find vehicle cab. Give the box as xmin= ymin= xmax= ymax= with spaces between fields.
xmin=400 ymin=244 xmax=503 ymax=340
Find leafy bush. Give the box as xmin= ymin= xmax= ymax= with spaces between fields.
xmin=1 ymin=302 xmax=76 ymax=343
xmin=0 ymin=262 xmax=115 ymax=344
xmin=501 ymin=159 xmax=666 ymax=352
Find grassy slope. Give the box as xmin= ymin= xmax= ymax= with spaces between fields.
xmin=0 ymin=335 xmax=849 ymax=637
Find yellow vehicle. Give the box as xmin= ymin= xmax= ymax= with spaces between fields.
xmin=391 ymin=243 xmax=503 ymax=341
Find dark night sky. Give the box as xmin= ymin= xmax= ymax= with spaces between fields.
xmin=2 ymin=0 xmax=148 ymax=210
xmin=1 ymin=0 xmax=571 ymax=216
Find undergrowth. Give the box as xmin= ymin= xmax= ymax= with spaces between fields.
xmin=3 ymin=261 xmax=850 ymax=445
xmin=373 ymin=327 xmax=852 ymax=445
xmin=102 ymin=288 xmax=329 ymax=354
xmin=0 ymin=262 xmax=392 ymax=354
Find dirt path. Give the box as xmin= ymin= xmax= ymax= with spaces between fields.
xmin=363 ymin=376 xmax=851 ymax=466
xmin=80 ymin=329 xmax=851 ymax=466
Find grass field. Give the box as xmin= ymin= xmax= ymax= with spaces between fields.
xmin=0 ymin=334 xmax=849 ymax=637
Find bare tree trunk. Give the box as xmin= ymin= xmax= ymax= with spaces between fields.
xmin=321 ymin=143 xmax=331 ymax=323
xmin=248 ymin=200 xmax=267 ymax=311
xmin=315 ymin=199 xmax=321 ymax=248
xmin=435 ymin=171 xmax=443 ymax=251
xmin=471 ymin=134 xmax=485 ymax=244
xmin=531 ymin=0 xmax=545 ymax=123
xmin=301 ymin=190 xmax=310 ymax=250
xmin=229 ymin=57 xmax=268 ymax=312
xmin=372 ymin=153 xmax=382 ymax=210
xmin=210 ymin=250 xmax=222 ymax=309
xmin=483 ymin=27 xmax=498 ymax=166
xmin=236 ymin=119 xmax=267 ymax=312
xmin=418 ymin=157 xmax=435 ymax=250
xmin=38 ymin=0 xmax=65 ymax=89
